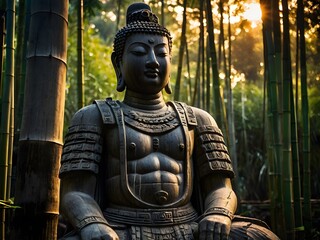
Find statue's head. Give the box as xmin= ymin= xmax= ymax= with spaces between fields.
xmin=112 ymin=2 xmax=173 ymax=94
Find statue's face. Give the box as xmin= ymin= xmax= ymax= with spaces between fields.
xmin=120 ymin=33 xmax=171 ymax=94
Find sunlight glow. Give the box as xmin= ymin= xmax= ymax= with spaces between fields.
xmin=106 ymin=11 xmax=117 ymax=22
xmin=243 ymin=3 xmax=262 ymax=28
xmin=231 ymin=69 xmax=246 ymax=89
xmin=174 ymin=5 xmax=184 ymax=24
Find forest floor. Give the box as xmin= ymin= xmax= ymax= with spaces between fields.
xmin=239 ymin=199 xmax=320 ymax=239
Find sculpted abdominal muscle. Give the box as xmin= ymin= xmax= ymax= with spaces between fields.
xmin=127 ymin=153 xmax=182 ymax=174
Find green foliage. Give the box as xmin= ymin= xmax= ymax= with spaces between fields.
xmin=305 ymin=33 xmax=320 ymax=87
xmin=305 ymin=0 xmax=320 ymax=37
xmin=232 ymin=26 xmax=264 ymax=82
xmin=65 ymin=21 xmax=122 ymax=130
xmin=309 ymin=84 xmax=320 ymax=119
xmin=69 ymin=0 xmax=102 ymax=19
xmin=233 ymin=82 xmax=264 ymax=135
xmin=309 ymin=85 xmax=320 ymax=198
xmin=232 ymin=82 xmax=268 ymax=200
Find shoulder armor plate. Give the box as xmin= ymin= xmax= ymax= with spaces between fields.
xmin=194 ymin=125 xmax=235 ymax=179
xmin=59 ymin=124 xmax=103 ymax=176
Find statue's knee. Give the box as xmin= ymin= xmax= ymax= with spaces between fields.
xmin=230 ymin=220 xmax=280 ymax=240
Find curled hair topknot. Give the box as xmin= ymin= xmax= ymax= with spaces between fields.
xmin=113 ymin=4 xmax=172 ymax=62
xmin=127 ymin=9 xmax=159 ymax=24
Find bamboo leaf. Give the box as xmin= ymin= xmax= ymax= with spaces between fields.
xmin=0 ymin=199 xmax=21 ymax=209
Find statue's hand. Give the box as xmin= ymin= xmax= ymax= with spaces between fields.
xmin=198 ymin=215 xmax=231 ymax=240
xmin=80 ymin=223 xmax=119 ymax=240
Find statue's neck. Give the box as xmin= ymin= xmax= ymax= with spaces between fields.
xmin=123 ymin=90 xmax=166 ymax=111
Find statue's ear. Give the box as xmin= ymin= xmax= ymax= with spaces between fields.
xmin=111 ymin=52 xmax=125 ymax=92
xmin=164 ymin=82 xmax=172 ymax=94
xmin=164 ymin=58 xmax=172 ymax=94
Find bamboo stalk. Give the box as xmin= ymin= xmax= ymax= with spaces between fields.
xmin=174 ymin=0 xmax=187 ymax=101
xmin=260 ymin=0 xmax=285 ymax=237
xmin=271 ymin=6 xmax=285 ymax=235
xmin=160 ymin=0 xmax=164 ymax=26
xmin=191 ymin=1 xmax=204 ymax=107
xmin=191 ymin=35 xmax=201 ymax=107
xmin=6 ymin=80 xmax=14 ymax=199
xmin=241 ymin=80 xmax=248 ymax=164
xmin=289 ymin=1 xmax=304 ymax=238
xmin=77 ymin=0 xmax=84 ymax=108
xmin=115 ymin=0 xmax=121 ymax=31
xmin=226 ymin=5 xmax=238 ymax=180
xmin=261 ymin=1 xmax=275 ymax=232
xmin=205 ymin=0 xmax=223 ymax=129
xmin=0 ymin=7 xmax=5 ymax=240
xmin=0 ymin=0 xmax=15 ymax=238
xmin=0 ymin=0 xmax=15 ymax=202
xmin=205 ymin=36 xmax=209 ymax=111
xmin=14 ymin=0 xmax=25 ymax=127
xmin=298 ymin=0 xmax=312 ymax=237
xmin=16 ymin=0 xmax=30 ymax=137
xmin=290 ymin=67 xmax=304 ymax=238
xmin=222 ymin=3 xmax=237 ymax=182
xmin=218 ymin=0 xmax=229 ymax=147
xmin=282 ymin=0 xmax=295 ymax=238
xmin=185 ymin=41 xmax=192 ymax=103
xmin=10 ymin=0 xmax=68 ymax=238
xmin=0 ymin=9 xmax=5 ymax=89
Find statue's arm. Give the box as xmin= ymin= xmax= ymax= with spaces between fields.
xmin=192 ymin=107 xmax=237 ymax=239
xmin=199 ymin=175 xmax=237 ymax=233
xmin=59 ymin=104 xmax=118 ymax=239
xmin=60 ymin=174 xmax=111 ymax=233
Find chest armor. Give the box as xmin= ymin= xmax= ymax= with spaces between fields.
xmin=95 ymin=99 xmax=197 ymax=208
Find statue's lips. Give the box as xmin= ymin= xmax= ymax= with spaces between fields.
xmin=144 ymin=70 xmax=159 ymax=78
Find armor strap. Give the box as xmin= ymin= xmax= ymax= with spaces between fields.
xmin=168 ymin=101 xmax=194 ymax=206
xmin=94 ymin=98 xmax=115 ymax=125
xmin=106 ymin=99 xmax=153 ymax=207
xmin=168 ymin=101 xmax=197 ymax=127
xmin=104 ymin=99 xmax=132 ymax=203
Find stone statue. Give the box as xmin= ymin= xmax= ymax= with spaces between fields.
xmin=59 ymin=3 xmax=279 ymax=240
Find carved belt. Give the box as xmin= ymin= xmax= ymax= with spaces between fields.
xmin=103 ymin=204 xmax=198 ymax=226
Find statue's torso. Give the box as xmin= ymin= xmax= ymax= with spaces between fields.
xmin=103 ymin=105 xmax=193 ymax=207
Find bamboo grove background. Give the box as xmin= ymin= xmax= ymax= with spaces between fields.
xmin=0 ymin=0 xmax=319 ymax=239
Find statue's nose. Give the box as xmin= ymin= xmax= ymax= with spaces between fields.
xmin=146 ymin=51 xmax=160 ymax=68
